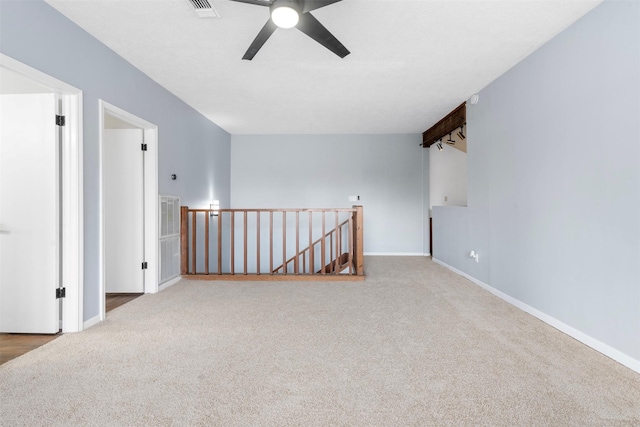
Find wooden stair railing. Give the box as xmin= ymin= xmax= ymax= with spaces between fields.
xmin=272 ymin=218 xmax=351 ymax=275
xmin=180 ymin=206 xmax=364 ymax=281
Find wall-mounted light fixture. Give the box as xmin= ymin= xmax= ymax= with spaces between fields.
xmin=210 ymin=200 xmax=220 ymax=217
xmin=457 ymin=124 xmax=466 ymax=140
xmin=446 ymin=132 xmax=455 ymax=145
xmin=437 ymin=142 xmax=444 ymax=151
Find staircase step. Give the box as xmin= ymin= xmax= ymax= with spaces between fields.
xmin=318 ymin=253 xmax=350 ymax=274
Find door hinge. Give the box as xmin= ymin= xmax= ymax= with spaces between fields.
xmin=141 ymin=143 xmax=148 ymax=151
xmin=56 ymin=287 xmax=66 ymax=299
xmin=142 ymin=262 xmax=148 ymax=270
xmin=55 ymin=115 xmax=65 ymax=126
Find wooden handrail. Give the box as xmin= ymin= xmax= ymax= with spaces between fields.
xmin=180 ymin=207 xmax=364 ymax=280
xmin=184 ymin=208 xmax=358 ymax=213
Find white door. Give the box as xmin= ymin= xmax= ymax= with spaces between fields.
xmin=103 ymin=129 xmax=145 ymax=293
xmin=0 ymin=93 xmax=59 ymax=333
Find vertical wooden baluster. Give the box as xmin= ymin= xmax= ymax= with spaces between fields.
xmin=295 ymin=211 xmax=299 ymax=274
xmin=256 ymin=211 xmax=261 ymax=275
xmin=336 ymin=229 xmax=340 ymax=274
xmin=338 ymin=220 xmax=342 ymax=270
xmin=348 ymin=211 xmax=354 ymax=275
xmin=303 ymin=251 xmax=306 ymax=274
xmin=180 ymin=206 xmax=189 ymax=275
xmin=330 ymin=232 xmax=334 ymax=274
xmin=309 ymin=211 xmax=313 ymax=275
xmin=269 ymin=211 xmax=273 ymax=274
xmin=282 ymin=211 xmax=287 ymax=275
xmin=230 ymin=211 xmax=235 ymax=275
xmin=243 ymin=211 xmax=248 ymax=275
xmin=191 ymin=211 xmax=197 ymax=274
xmin=321 ymin=212 xmax=326 ymax=274
xmin=217 ymin=210 xmax=222 ymax=275
xmin=335 ymin=211 xmax=339 ymax=274
xmin=205 ymin=210 xmax=210 ymax=275
xmin=354 ymin=205 xmax=364 ymax=276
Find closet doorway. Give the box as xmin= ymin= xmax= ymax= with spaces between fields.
xmin=99 ymin=101 xmax=158 ymax=321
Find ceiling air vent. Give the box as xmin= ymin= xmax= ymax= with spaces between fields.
xmin=186 ymin=0 xmax=221 ymax=18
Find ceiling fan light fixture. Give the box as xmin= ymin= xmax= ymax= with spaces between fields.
xmin=236 ymin=0 xmax=349 ymax=60
xmin=271 ymin=5 xmax=299 ymax=28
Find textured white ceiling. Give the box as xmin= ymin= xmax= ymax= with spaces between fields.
xmin=44 ymin=0 xmax=601 ymax=135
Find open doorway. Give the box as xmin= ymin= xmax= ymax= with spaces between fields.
xmin=429 ymin=131 xmax=467 ymax=255
xmin=422 ymin=102 xmax=468 ymax=256
xmin=429 ymin=130 xmax=468 ymax=209
xmin=99 ymin=101 xmax=158 ymax=321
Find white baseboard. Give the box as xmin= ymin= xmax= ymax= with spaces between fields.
xmin=365 ymin=252 xmax=429 ymax=256
xmin=83 ymin=314 xmax=101 ymax=330
xmin=159 ymin=276 xmax=181 ymax=292
xmin=432 ymin=257 xmax=640 ymax=374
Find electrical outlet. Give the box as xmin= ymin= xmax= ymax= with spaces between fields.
xmin=348 ymin=195 xmax=360 ymax=202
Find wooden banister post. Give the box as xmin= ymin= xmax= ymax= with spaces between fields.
xmin=180 ymin=206 xmax=189 ymax=275
xmin=353 ymin=205 xmax=364 ymax=276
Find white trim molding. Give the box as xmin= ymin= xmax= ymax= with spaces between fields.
xmin=1 ymin=54 xmax=84 ymax=333
xmin=432 ymin=257 xmax=640 ymax=375
xmin=83 ymin=314 xmax=101 ymax=330
xmin=159 ymin=276 xmax=182 ymax=292
xmin=364 ymin=252 xmax=430 ymax=256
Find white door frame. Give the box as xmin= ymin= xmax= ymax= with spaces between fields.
xmin=99 ymin=100 xmax=158 ymax=322
xmin=0 ymin=54 xmax=84 ymax=333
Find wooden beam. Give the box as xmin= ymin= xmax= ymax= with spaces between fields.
xmin=422 ymin=102 xmax=466 ymax=147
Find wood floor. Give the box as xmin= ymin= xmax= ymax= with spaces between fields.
xmin=0 ymin=293 xmax=142 ymax=365
xmin=105 ymin=293 xmax=143 ymax=312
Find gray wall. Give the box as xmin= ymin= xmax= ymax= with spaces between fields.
xmin=231 ymin=134 xmax=427 ymax=255
xmin=0 ymin=0 xmax=231 ymax=321
xmin=433 ymin=0 xmax=640 ymax=362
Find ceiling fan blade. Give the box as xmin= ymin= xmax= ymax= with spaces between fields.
xmin=301 ymin=0 xmax=343 ymax=13
xmin=229 ymin=0 xmax=273 ymax=6
xmin=296 ymin=12 xmax=349 ymax=58
xmin=242 ymin=19 xmax=278 ymax=60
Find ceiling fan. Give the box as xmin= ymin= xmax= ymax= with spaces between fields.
xmin=229 ymin=0 xmax=350 ymax=60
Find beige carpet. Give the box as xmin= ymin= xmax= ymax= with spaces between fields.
xmin=1 ymin=257 xmax=639 ymax=426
